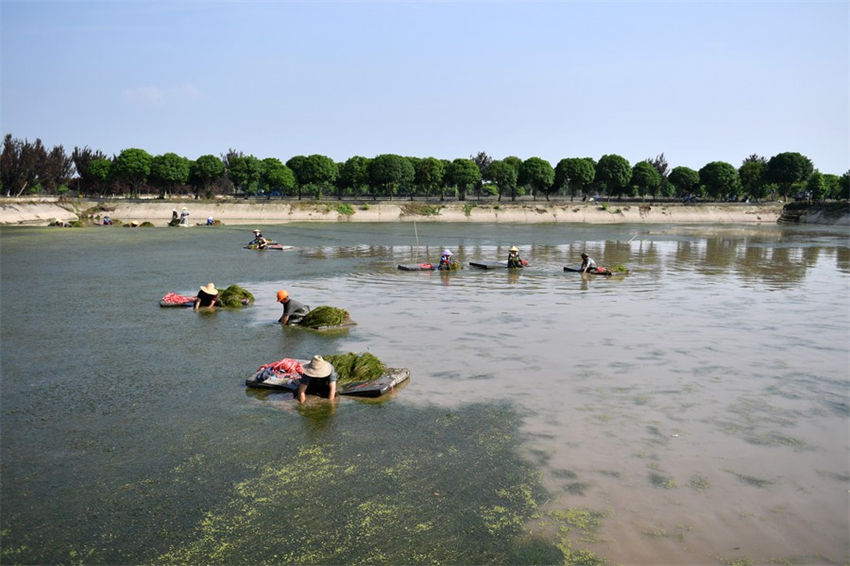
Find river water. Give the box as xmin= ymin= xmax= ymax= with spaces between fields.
xmin=1 ymin=221 xmax=848 ymax=565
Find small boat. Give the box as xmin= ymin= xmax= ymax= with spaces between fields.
xmin=243 ymin=243 xmax=293 ymax=251
xmin=469 ymin=259 xmax=528 ymax=269
xmin=563 ymin=265 xmax=612 ymax=276
xmin=397 ymin=263 xmax=436 ymax=271
xmin=245 ymin=360 xmax=410 ymax=398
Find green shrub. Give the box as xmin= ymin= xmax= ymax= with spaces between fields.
xmin=337 ymin=203 xmax=355 ymax=216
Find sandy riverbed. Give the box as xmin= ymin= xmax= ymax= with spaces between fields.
xmin=0 ymin=198 xmax=784 ymax=226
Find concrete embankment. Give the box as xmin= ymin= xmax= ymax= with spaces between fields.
xmin=0 ymin=197 xmax=787 ymax=226
xmin=778 ymin=202 xmax=850 ymax=225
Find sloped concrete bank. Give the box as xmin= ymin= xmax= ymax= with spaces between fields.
xmin=779 ymin=202 xmax=850 ymax=225
xmin=0 ymin=197 xmax=786 ymax=226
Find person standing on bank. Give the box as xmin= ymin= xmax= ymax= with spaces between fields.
xmin=277 ymin=290 xmax=310 ymax=325
xmin=297 ymin=355 xmax=338 ymax=403
xmin=194 ymin=282 xmax=220 ymax=311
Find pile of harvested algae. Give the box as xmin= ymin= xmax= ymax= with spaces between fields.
xmin=299 ymin=306 xmax=351 ymax=328
xmin=323 ymin=352 xmax=387 ymax=384
xmin=218 ymin=285 xmax=255 ymax=308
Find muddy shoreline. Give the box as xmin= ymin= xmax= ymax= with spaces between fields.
xmin=0 ymin=197 xmax=787 ymax=226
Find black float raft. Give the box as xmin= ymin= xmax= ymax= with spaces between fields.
xmin=245 ymin=363 xmax=410 ymax=398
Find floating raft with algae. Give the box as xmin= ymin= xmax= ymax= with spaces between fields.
xmin=245 ymin=352 xmax=410 ymax=398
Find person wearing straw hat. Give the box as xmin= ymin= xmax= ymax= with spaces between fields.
xmin=179 ymin=207 xmax=190 ymax=226
xmin=297 ymin=355 xmax=338 ymax=403
xmin=506 ymin=245 xmax=524 ymax=268
xmin=194 ymin=282 xmax=221 ymax=311
xmin=249 ymin=229 xmax=268 ymax=249
xmin=438 ymin=249 xmax=459 ymax=271
xmin=276 ymin=290 xmax=310 ymax=325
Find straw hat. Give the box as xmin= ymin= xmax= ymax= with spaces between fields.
xmin=509 ymin=246 xmax=519 ymax=252
xmin=302 ymin=355 xmax=333 ymax=378
xmin=200 ymin=282 xmax=218 ymax=295
xmin=441 ymin=249 xmax=453 ymax=256
xmin=276 ymin=289 xmax=289 ymax=302
xmin=253 ymin=229 xmax=261 ymax=234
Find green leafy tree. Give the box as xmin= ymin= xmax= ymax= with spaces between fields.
xmin=486 ymin=160 xmax=518 ymax=202
xmin=89 ymin=158 xmax=112 ymax=195
xmin=766 ymin=152 xmax=813 ymax=199
xmin=414 ymin=157 xmax=445 ymax=199
xmin=471 ymin=151 xmax=493 ymax=199
xmin=401 ymin=157 xmax=420 ymax=200
xmin=503 ymin=156 xmax=522 ymax=174
xmin=112 ymin=148 xmax=153 ymax=197
xmin=368 ymin=154 xmax=414 ymax=200
xmin=822 ymin=174 xmax=840 ymax=200
xmin=260 ymin=158 xmax=296 ymax=198
xmin=738 ymin=154 xmax=767 ymax=200
xmin=189 ymin=154 xmax=225 ymax=199
xmin=446 ymin=158 xmax=480 ymax=201
xmin=338 ymin=156 xmax=371 ymax=199
xmin=698 ymin=161 xmax=740 ymax=200
xmin=648 ymin=153 xmax=672 ymax=197
xmin=518 ymin=157 xmax=555 ymax=201
xmin=0 ymin=135 xmax=47 ymax=196
xmin=71 ymin=146 xmax=108 ymax=195
xmin=668 ymin=166 xmax=699 ymax=197
xmin=595 ymin=154 xmax=631 ymax=198
xmin=438 ymin=159 xmax=454 ymax=200
xmin=838 ymin=171 xmax=850 ymax=200
xmin=554 ymin=157 xmax=595 ymax=200
xmin=285 ymin=155 xmax=308 ymax=199
xmin=150 ymin=152 xmax=190 ymax=198
xmin=227 ymin=153 xmax=262 ymax=195
xmin=42 ymin=145 xmax=73 ymax=193
xmin=631 ymin=161 xmax=662 ymax=199
xmin=301 ymin=154 xmax=338 ymax=200
xmin=806 ymin=171 xmax=828 ymax=202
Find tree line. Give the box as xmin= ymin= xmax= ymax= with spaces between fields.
xmin=2 ymin=133 xmax=848 ymax=202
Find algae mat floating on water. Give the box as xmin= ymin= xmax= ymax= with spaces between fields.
xmin=152 ymin=403 xmax=606 ymax=565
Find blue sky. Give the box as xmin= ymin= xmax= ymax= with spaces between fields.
xmin=2 ymin=0 xmax=848 ymax=174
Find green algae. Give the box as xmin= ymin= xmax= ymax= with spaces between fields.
xmin=217 ymin=285 xmax=254 ymax=308
xmin=725 ymin=469 xmax=775 ymax=488
xmin=322 ymin=352 xmax=387 ymax=384
xmin=298 ymin=305 xmax=352 ymax=329
xmin=153 ymin=403 xmax=605 ymax=565
xmin=689 ymin=474 xmax=711 ymax=491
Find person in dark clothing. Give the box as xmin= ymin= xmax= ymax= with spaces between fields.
xmin=297 ymin=355 xmax=338 ymax=404
xmin=194 ymin=282 xmax=221 ymax=311
xmin=507 ymin=246 xmax=524 ymax=268
xmin=277 ymin=289 xmax=310 ymax=325
xmin=438 ymin=249 xmax=459 ymax=271
xmin=580 ymin=253 xmax=599 ymax=273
